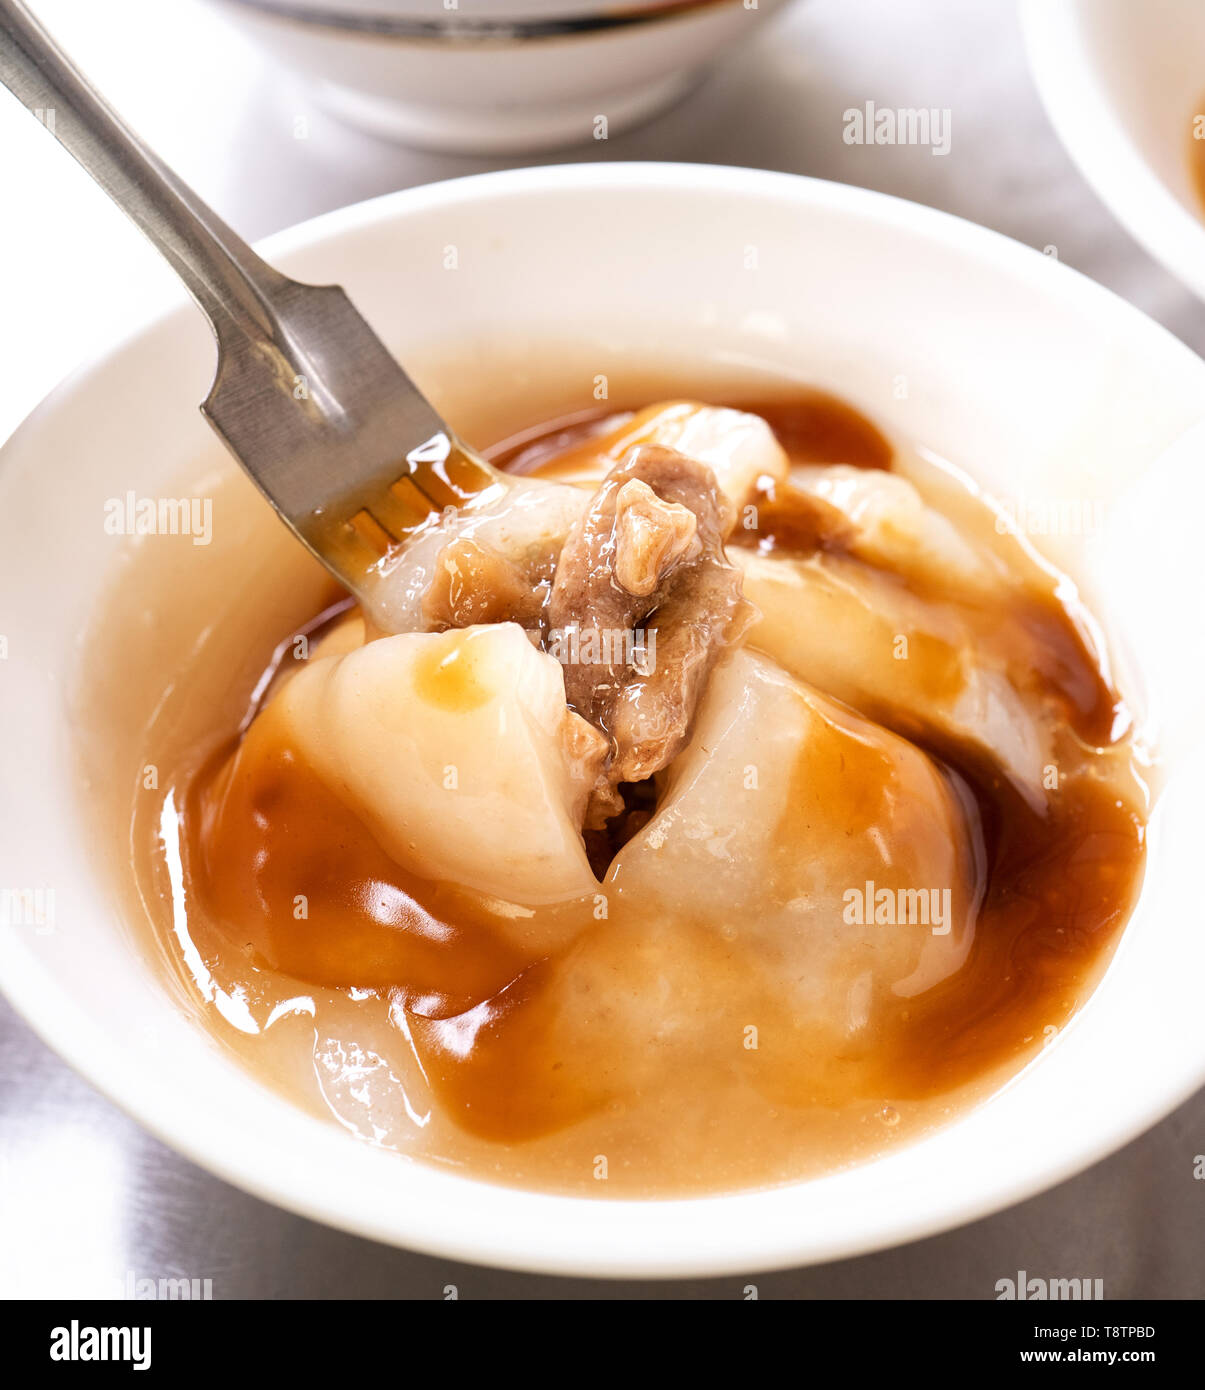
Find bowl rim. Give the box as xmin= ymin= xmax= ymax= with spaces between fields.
xmin=213 ymin=0 xmax=742 ymax=45
xmin=3 ymin=160 xmax=1205 ymax=1278
xmin=1019 ymin=0 xmax=1205 ymax=304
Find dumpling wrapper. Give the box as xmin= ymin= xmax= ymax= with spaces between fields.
xmin=362 ymin=476 xmax=590 ymax=635
xmin=734 ymin=548 xmax=1050 ymax=806
xmin=533 ymin=402 xmax=789 ymax=521
xmin=787 ymin=463 xmax=1000 ymax=595
xmin=610 ymin=647 xmax=979 ymax=1016
xmin=275 ymin=622 xmax=601 ymax=906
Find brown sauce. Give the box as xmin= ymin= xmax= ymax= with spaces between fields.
xmin=189 ymin=706 xmax=529 ymax=1008
xmin=174 ymin=386 xmax=1146 ymax=1193
xmin=490 ymin=387 xmax=893 ymax=477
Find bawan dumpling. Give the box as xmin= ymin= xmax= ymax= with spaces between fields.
xmin=609 ymin=647 xmax=978 ymax=1029
xmin=735 ymin=548 xmax=1051 ymax=805
xmin=275 ymin=622 xmax=604 ymax=910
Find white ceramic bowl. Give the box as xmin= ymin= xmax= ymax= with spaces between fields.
xmin=1021 ymin=0 xmax=1205 ymax=302
xmin=2 ymin=164 xmax=1205 ymax=1278
xmin=208 ymin=0 xmax=793 ymax=153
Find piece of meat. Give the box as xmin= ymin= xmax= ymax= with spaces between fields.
xmin=547 ymin=444 xmax=752 ymax=826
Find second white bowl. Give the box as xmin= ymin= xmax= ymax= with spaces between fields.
xmin=209 ymin=0 xmax=794 ymax=152
xmin=1021 ymin=0 xmax=1205 ymax=302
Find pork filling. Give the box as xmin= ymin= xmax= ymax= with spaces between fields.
xmin=546 ymin=443 xmax=752 ymax=827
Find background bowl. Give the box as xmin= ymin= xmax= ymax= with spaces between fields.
xmin=207 ymin=0 xmax=794 ymax=152
xmin=1 ymin=163 xmax=1204 ymax=1277
xmin=1021 ymin=0 xmax=1205 ymax=303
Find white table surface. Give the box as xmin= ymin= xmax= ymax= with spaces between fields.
xmin=1 ymin=0 xmax=1202 ymax=1298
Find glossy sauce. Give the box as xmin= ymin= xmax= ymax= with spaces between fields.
xmin=169 ymin=387 xmax=1146 ymax=1195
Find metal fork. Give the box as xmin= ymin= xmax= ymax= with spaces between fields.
xmin=0 ymin=0 xmax=501 ymax=595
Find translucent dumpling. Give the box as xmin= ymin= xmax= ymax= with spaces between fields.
xmin=529 ymin=401 xmax=789 ymax=519
xmin=786 ymin=462 xmax=1001 ymax=596
xmin=363 ymin=476 xmax=590 ymax=634
xmin=275 ymin=622 xmax=603 ymax=906
xmin=610 ymin=648 xmax=980 ymax=1011
xmin=734 ymin=548 xmax=1051 ymax=806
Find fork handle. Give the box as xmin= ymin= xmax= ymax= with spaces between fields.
xmin=0 ymin=0 xmax=292 ymax=344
